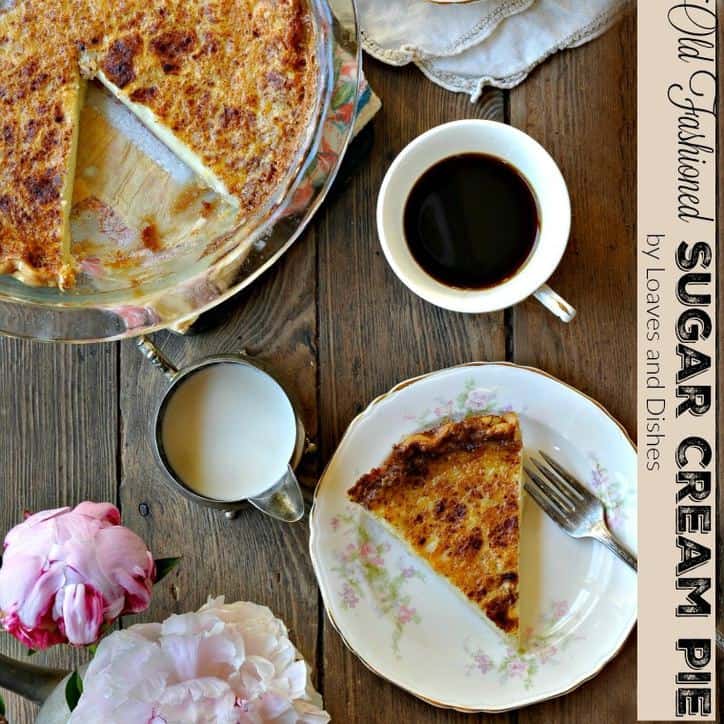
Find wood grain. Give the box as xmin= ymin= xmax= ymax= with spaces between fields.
xmin=510 ymin=11 xmax=639 ymax=724
xmin=0 ymin=340 xmax=118 ymax=723
xmin=317 ymin=58 xmax=509 ymax=724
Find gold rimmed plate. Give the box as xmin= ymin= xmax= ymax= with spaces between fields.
xmin=309 ymin=362 xmax=636 ymax=712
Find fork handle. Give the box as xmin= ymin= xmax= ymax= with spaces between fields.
xmin=591 ymin=521 xmax=638 ymax=571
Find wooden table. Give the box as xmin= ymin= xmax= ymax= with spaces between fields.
xmin=0 ymin=12 xmax=643 ymax=723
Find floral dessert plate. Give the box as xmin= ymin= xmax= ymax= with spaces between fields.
xmin=309 ymin=362 xmax=637 ymax=712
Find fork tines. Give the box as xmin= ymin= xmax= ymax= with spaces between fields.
xmin=523 ymin=451 xmax=602 ymax=525
xmin=524 ymin=450 xmax=638 ymax=570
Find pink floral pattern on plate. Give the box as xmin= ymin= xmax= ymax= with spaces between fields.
xmin=465 ymin=600 xmax=584 ymax=690
xmin=330 ymin=510 xmax=424 ymax=657
xmin=406 ymin=378 xmax=519 ymax=427
xmin=588 ymin=455 xmax=633 ymax=530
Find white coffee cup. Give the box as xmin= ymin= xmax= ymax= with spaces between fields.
xmin=376 ymin=119 xmax=576 ymax=322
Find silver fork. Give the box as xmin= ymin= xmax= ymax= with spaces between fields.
xmin=525 ymin=450 xmax=724 ymax=652
xmin=524 ymin=450 xmax=637 ymax=571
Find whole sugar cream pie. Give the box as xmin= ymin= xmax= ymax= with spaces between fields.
xmin=0 ymin=0 xmax=317 ymax=287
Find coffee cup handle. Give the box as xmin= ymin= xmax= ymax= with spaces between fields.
xmin=248 ymin=465 xmax=305 ymax=523
xmin=532 ymin=284 xmax=576 ymax=323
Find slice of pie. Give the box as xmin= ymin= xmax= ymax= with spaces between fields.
xmin=348 ymin=413 xmax=522 ymax=641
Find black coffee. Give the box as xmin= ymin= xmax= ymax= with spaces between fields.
xmin=403 ymin=153 xmax=539 ymax=289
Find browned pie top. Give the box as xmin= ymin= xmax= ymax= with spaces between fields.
xmin=88 ymin=0 xmax=317 ymax=210
xmin=348 ymin=413 xmax=522 ymax=637
xmin=0 ymin=0 xmax=317 ymax=286
xmin=0 ymin=1 xmax=83 ymax=286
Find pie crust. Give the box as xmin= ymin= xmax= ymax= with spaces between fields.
xmin=348 ymin=413 xmax=522 ymax=641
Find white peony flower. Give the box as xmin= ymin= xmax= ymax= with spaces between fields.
xmin=69 ymin=597 xmax=330 ymax=724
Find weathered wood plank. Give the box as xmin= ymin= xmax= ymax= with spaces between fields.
xmin=510 ymin=12 xmax=639 ymax=724
xmin=317 ymin=57 xmax=509 ymax=723
xmin=117 ymin=230 xmax=322 ymax=697
xmin=0 ymin=340 xmax=118 ymax=723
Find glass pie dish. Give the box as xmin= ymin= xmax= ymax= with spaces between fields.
xmin=0 ymin=0 xmax=360 ymax=343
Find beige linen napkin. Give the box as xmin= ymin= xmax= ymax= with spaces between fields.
xmin=360 ymin=0 xmax=628 ymax=100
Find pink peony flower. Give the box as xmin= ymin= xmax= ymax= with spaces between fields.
xmin=69 ymin=597 xmax=330 ymax=724
xmin=0 ymin=503 xmax=154 ymax=649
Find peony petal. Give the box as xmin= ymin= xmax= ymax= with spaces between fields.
xmin=73 ymin=502 xmax=122 ymax=525
xmin=197 ymin=633 xmax=245 ymax=679
xmin=161 ymin=632 xmax=203 ymax=682
xmin=6 ymin=507 xmax=70 ymax=535
xmin=16 ymin=563 xmax=65 ymax=629
xmin=157 ymin=678 xmax=238 ymax=724
xmin=3 ymin=516 xmax=62 ymax=559
xmin=293 ymin=699 xmax=332 ymax=723
xmin=69 ymin=694 xmax=155 ymax=724
xmin=0 ymin=552 xmax=47 ymax=612
xmin=270 ymin=660 xmax=309 ymax=701
xmin=53 ymin=511 xmax=109 ymax=547
xmin=103 ymin=594 xmax=125 ymax=621
xmin=61 ymin=525 xmax=152 ymax=607
xmin=0 ymin=609 xmax=65 ymax=650
xmin=58 ymin=583 xmax=105 ymax=645
xmin=130 ymin=621 xmax=164 ymax=644
xmin=255 ymin=691 xmax=294 ymax=720
xmin=67 ymin=600 xmax=329 ymax=723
